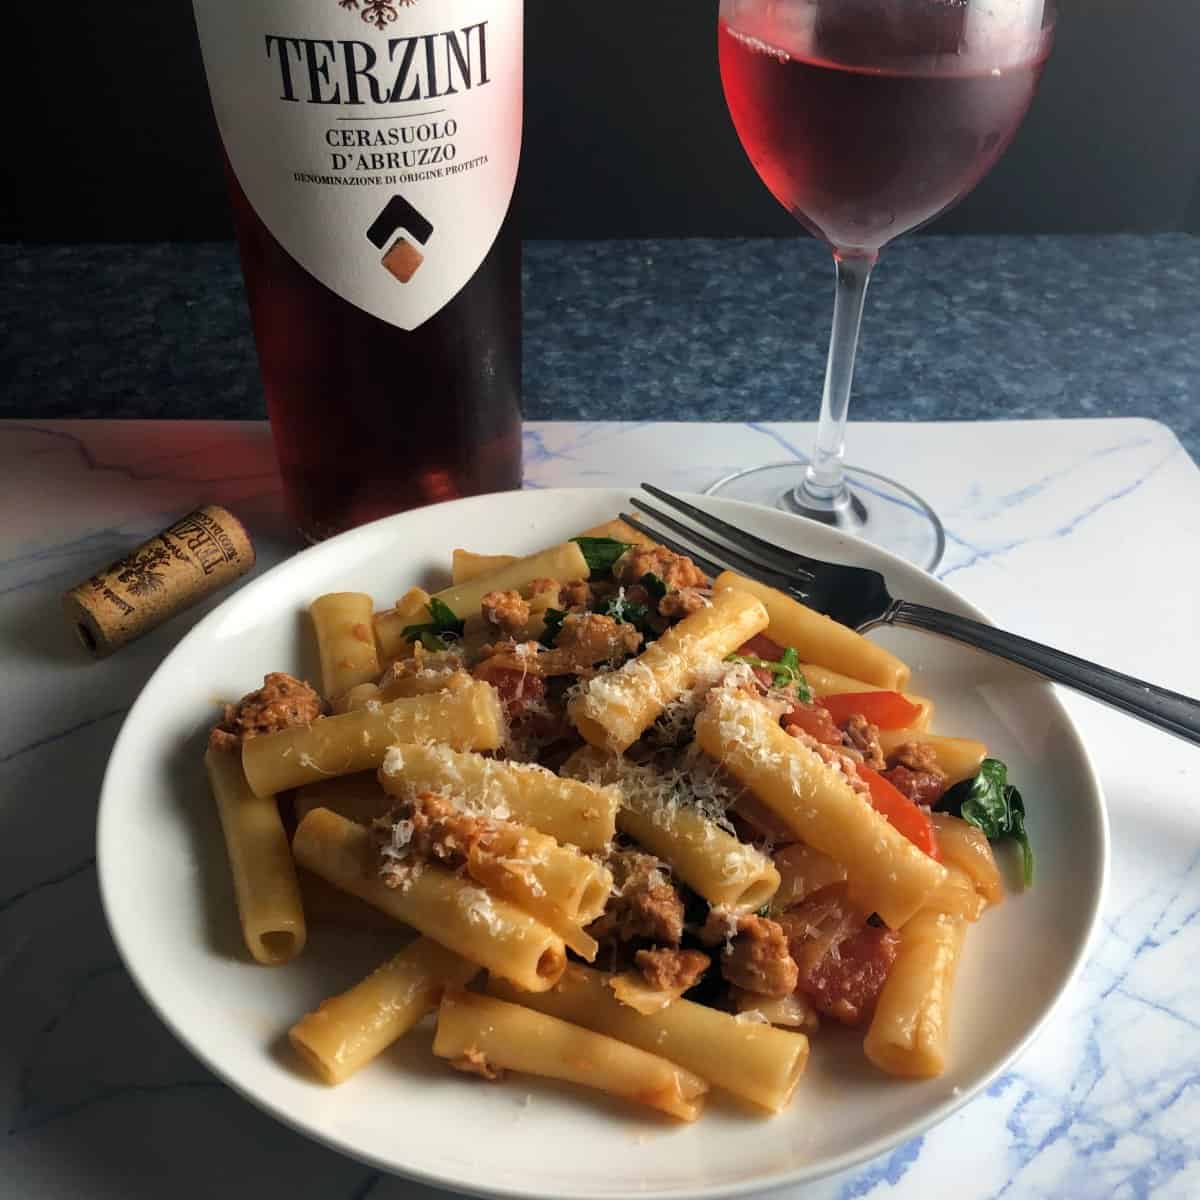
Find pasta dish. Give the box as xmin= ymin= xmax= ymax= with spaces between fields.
xmin=202 ymin=516 xmax=1032 ymax=1121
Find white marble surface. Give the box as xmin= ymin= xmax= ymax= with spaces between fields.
xmin=2 ymin=417 xmax=1198 ymax=1200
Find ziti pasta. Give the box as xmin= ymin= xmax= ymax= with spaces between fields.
xmin=201 ymin=518 xmax=1033 ymax=1118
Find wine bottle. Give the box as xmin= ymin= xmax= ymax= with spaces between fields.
xmin=192 ymin=0 xmax=524 ymax=540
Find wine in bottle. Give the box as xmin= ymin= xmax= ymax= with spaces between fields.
xmin=192 ymin=0 xmax=524 ymax=540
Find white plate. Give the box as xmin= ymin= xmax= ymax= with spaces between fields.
xmin=97 ymin=488 xmax=1108 ymax=1200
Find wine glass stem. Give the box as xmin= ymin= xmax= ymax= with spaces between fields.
xmin=793 ymin=251 xmax=877 ymax=508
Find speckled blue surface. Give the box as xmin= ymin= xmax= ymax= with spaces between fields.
xmin=3 ymin=236 xmax=1197 ymax=459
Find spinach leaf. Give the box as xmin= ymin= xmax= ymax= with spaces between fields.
xmin=640 ymin=572 xmax=668 ymax=601
xmin=571 ymin=536 xmax=633 ymax=576
xmin=402 ymin=597 xmax=466 ymax=648
xmin=725 ymin=645 xmax=812 ymax=701
xmin=540 ymin=607 xmax=568 ymax=648
xmin=777 ymin=647 xmax=812 ymax=701
xmin=941 ymin=758 xmax=1034 ymax=887
xmin=598 ymin=592 xmax=653 ymax=635
xmin=427 ymin=597 xmax=464 ymax=631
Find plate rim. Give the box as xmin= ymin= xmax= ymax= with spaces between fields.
xmin=96 ymin=486 xmax=1110 ymax=1200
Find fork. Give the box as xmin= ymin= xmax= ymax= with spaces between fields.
xmin=623 ymin=483 xmax=1200 ymax=747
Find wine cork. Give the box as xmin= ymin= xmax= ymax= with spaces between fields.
xmin=63 ymin=505 xmax=255 ymax=658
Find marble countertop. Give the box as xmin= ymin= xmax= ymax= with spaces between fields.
xmin=3 ymin=236 xmax=1199 ymax=462
xmin=2 ymin=417 xmax=1199 ymax=1200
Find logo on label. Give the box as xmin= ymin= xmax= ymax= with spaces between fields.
xmin=114 ymin=544 xmax=173 ymax=597
xmin=338 ymin=0 xmax=418 ymax=31
xmin=193 ymin=0 xmax=522 ymax=331
xmin=367 ymin=194 xmax=434 ymax=283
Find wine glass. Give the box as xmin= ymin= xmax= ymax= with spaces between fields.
xmin=711 ymin=0 xmax=1057 ymax=570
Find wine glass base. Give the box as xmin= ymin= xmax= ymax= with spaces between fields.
xmin=705 ymin=461 xmax=946 ymax=572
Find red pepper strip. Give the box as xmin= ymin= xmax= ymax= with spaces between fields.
xmin=822 ymin=690 xmax=922 ymax=731
xmin=736 ymin=633 xmax=787 ymax=661
xmin=857 ymin=765 xmax=942 ymax=861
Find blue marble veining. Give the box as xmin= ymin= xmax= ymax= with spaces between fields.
xmin=1 ymin=427 xmax=1198 ymax=1193
xmin=2 ymin=236 xmax=1198 ymax=461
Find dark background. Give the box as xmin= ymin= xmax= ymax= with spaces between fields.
xmin=6 ymin=0 xmax=1200 ymax=242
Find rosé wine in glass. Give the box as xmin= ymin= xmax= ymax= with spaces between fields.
xmin=711 ymin=0 xmax=1056 ymax=569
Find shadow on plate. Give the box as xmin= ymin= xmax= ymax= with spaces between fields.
xmin=167 ymin=720 xmax=247 ymax=963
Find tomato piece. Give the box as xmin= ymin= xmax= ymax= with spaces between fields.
xmin=737 ymin=633 xmax=786 ymax=661
xmin=749 ymin=666 xmax=776 ymax=689
xmin=821 ymin=690 xmax=922 ymax=731
xmin=857 ymin=765 xmax=942 ymax=860
xmin=473 ymin=663 xmax=546 ymax=720
xmin=782 ymin=701 xmax=843 ymax=747
xmin=776 ymin=883 xmax=900 ymax=1026
xmin=800 ymin=924 xmax=900 ymax=1025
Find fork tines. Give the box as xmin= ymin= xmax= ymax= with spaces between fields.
xmin=619 ymin=511 xmax=728 ymax=579
xmin=623 ymin=486 xmax=813 ymax=595
xmin=638 ymin=484 xmax=817 ymax=580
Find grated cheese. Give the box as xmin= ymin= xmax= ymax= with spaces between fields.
xmin=297 ymin=752 xmax=335 ymax=775
xmin=734 ymin=1008 xmax=770 ymax=1025
xmin=459 ymin=885 xmax=505 ymax=933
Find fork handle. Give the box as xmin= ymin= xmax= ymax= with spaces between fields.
xmin=883 ymin=601 xmax=1200 ymax=746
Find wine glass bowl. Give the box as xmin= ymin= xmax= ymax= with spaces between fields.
xmin=711 ymin=0 xmax=1056 ymax=569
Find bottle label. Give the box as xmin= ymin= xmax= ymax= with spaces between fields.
xmin=193 ymin=0 xmax=522 ymax=331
